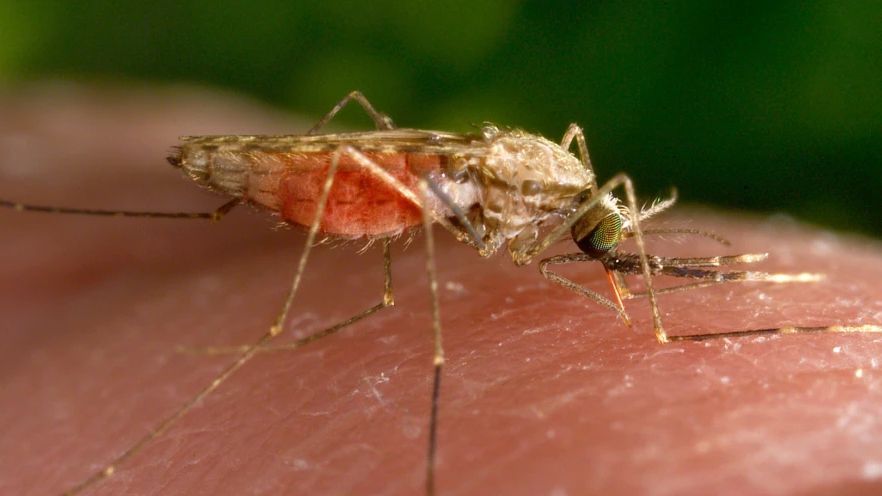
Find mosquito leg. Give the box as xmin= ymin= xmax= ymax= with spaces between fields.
xmin=607 ymin=259 xmax=882 ymax=340
xmin=541 ymin=248 xmax=880 ymax=342
xmin=616 ymin=173 xmax=666 ymax=344
xmin=0 ymin=197 xmax=239 ymax=221
xmin=567 ymin=127 xmax=676 ymax=226
xmin=307 ymin=90 xmax=395 ymax=135
xmin=559 ymin=123 xmax=598 ymax=190
xmin=62 ymin=146 xmax=347 ymax=496
xmin=417 ymin=179 xmax=445 ymax=496
xmin=267 ymin=153 xmax=449 ymax=496
xmin=539 ymin=254 xmax=631 ymax=324
xmin=423 ymin=176 xmax=486 ymax=252
xmin=606 ymin=263 xmax=882 ymax=339
xmin=181 ymin=239 xmax=395 ymax=355
xmin=94 ymin=146 xmax=450 ymax=495
xmin=512 ymin=173 xmax=667 ymax=342
xmin=667 ymin=324 xmax=882 ymax=342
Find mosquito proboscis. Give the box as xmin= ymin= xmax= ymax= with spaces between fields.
xmin=3 ymin=90 xmax=881 ymax=496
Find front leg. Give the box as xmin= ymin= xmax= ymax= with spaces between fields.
xmin=539 ymin=253 xmax=632 ymax=325
xmin=560 ymin=123 xmax=598 ymax=190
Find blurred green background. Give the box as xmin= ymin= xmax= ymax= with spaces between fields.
xmin=1 ymin=1 xmax=880 ymax=235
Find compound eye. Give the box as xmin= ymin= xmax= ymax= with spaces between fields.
xmin=575 ymin=212 xmax=622 ymax=257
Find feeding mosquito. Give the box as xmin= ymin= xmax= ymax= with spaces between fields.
xmin=3 ymin=90 xmax=880 ymax=496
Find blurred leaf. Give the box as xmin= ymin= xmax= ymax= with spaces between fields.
xmin=0 ymin=2 xmax=54 ymax=78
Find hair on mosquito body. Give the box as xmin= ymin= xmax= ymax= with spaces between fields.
xmin=3 ymin=90 xmax=882 ymax=496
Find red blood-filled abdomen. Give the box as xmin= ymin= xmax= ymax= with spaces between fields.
xmin=274 ymin=151 xmax=441 ymax=238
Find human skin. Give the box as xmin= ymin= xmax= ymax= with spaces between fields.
xmin=1 ymin=86 xmax=882 ymax=496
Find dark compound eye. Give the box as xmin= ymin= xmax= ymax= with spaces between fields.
xmin=575 ymin=212 xmax=622 ymax=257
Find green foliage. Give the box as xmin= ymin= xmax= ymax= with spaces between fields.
xmin=3 ymin=1 xmax=880 ymax=234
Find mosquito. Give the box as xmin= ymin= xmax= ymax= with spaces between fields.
xmin=3 ymin=90 xmax=880 ymax=496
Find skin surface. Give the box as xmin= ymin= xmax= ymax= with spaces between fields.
xmin=2 ymin=85 xmax=882 ymax=496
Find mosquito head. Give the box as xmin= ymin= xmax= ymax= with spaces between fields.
xmin=571 ymin=209 xmax=623 ymax=259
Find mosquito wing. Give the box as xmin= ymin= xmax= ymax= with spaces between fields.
xmin=173 ymin=129 xmax=488 ymax=238
xmin=178 ymin=128 xmax=488 ymax=156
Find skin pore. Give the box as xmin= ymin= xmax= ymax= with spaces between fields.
xmin=2 ymin=86 xmax=882 ymax=496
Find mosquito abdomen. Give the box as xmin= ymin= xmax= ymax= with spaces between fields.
xmin=277 ymin=151 xmax=443 ymax=238
xmin=174 ymin=143 xmax=446 ymax=238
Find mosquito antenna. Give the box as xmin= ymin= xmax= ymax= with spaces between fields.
xmin=623 ymin=228 xmax=731 ymax=246
xmin=636 ymin=187 xmax=678 ymax=223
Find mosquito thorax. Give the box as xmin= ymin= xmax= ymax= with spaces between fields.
xmin=572 ymin=208 xmax=623 ymax=258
